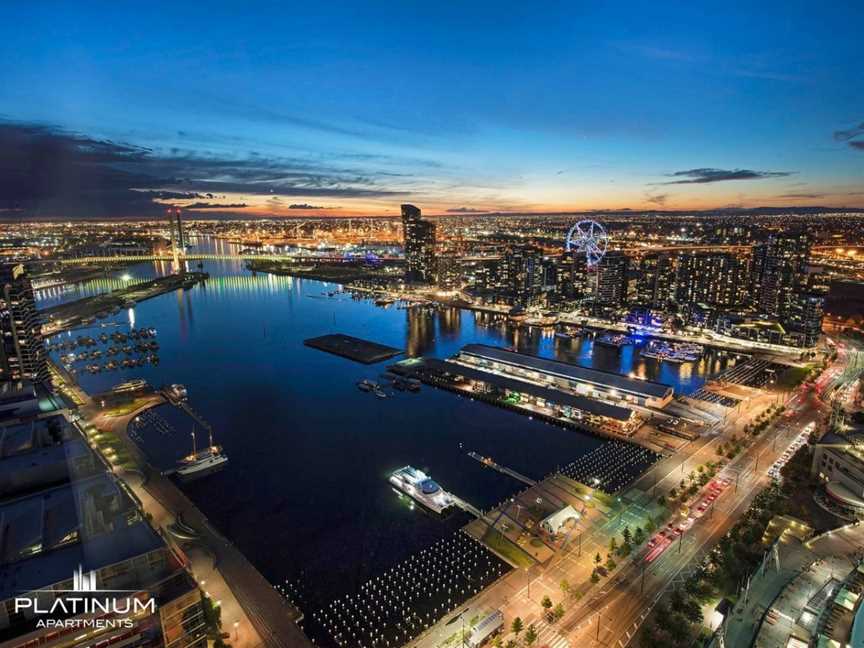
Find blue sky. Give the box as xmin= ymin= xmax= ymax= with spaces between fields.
xmin=1 ymin=1 xmax=862 ymax=217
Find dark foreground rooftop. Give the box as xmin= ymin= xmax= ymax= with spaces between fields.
xmin=304 ymin=333 xmax=403 ymax=364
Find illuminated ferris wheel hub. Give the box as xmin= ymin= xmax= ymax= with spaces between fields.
xmin=566 ymin=219 xmax=608 ymax=267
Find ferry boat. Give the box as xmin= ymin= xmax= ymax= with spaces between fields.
xmin=389 ymin=466 xmax=454 ymax=514
xmin=176 ymin=427 xmax=228 ymax=480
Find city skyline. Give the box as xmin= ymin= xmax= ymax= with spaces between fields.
xmin=2 ymin=2 xmax=863 ymax=219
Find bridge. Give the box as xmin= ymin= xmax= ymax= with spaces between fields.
xmin=41 ymin=253 xmax=405 ymax=265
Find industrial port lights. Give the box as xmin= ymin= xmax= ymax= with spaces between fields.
xmin=566 ymin=219 xmax=608 ymax=268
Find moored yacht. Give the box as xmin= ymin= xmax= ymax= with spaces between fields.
xmin=389 ymin=466 xmax=454 ymax=514
xmin=176 ymin=427 xmax=228 ymax=480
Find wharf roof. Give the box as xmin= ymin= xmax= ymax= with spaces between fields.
xmin=426 ymin=358 xmax=633 ymax=421
xmin=458 ymin=344 xmax=673 ymax=400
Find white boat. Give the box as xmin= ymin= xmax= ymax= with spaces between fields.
xmin=176 ymin=427 xmax=228 ymax=479
xmin=389 ymin=466 xmax=454 ymax=514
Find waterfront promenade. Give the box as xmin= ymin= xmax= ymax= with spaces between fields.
xmin=88 ymin=398 xmax=311 ymax=648
xmin=51 ymin=355 xmax=312 ymax=648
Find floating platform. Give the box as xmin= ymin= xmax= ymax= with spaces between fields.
xmin=304 ymin=333 xmax=403 ymax=364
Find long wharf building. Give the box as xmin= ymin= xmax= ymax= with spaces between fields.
xmin=452 ymin=344 xmax=674 ymax=409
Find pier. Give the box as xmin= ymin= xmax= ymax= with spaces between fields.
xmin=467 ymin=451 xmax=536 ymax=486
xmin=451 ymin=494 xmax=484 ymax=519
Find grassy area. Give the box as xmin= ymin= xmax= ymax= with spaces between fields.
xmin=777 ymin=363 xmax=815 ymax=388
xmin=556 ymin=475 xmax=617 ymax=509
xmin=481 ymin=527 xmax=536 ymax=568
xmin=87 ymin=428 xmax=139 ymax=469
xmin=101 ymin=397 xmax=153 ymax=417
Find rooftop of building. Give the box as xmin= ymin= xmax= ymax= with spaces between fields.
xmin=0 ymin=413 xmax=72 ymax=459
xmin=0 ymin=472 xmax=163 ymax=599
xmin=0 ymin=380 xmax=37 ymax=405
xmin=427 ymin=357 xmax=634 ymax=421
xmin=457 ymin=344 xmax=674 ymax=400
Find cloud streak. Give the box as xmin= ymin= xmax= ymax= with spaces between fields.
xmin=833 ymin=121 xmax=864 ymax=152
xmin=288 ymin=203 xmax=339 ymax=210
xmin=0 ymin=121 xmax=409 ymax=218
xmin=658 ymin=168 xmax=793 ymax=185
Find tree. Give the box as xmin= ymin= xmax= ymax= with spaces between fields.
xmin=541 ymin=595 xmax=553 ymax=614
xmin=553 ymin=602 xmax=565 ymax=621
xmin=646 ymin=518 xmax=657 ymax=533
xmin=679 ymin=478 xmax=686 ymax=491
xmin=590 ymin=571 xmax=600 ymax=584
xmin=681 ymin=597 xmax=704 ymax=625
xmin=594 ymin=552 xmax=602 ymax=566
xmin=559 ymin=579 xmax=570 ymax=597
xmin=505 ymin=641 xmax=517 ymax=648
xmin=492 ymin=638 xmax=503 ymax=648
xmin=605 ymin=557 xmax=617 ymax=571
xmin=609 ymin=537 xmax=618 ymax=554
xmin=622 ymin=526 xmax=632 ymax=546
xmin=524 ymin=624 xmax=538 ymax=646
xmin=688 ymin=470 xmax=696 ymax=484
xmin=633 ymin=526 xmax=645 ymax=546
xmin=511 ymin=617 xmax=523 ymax=638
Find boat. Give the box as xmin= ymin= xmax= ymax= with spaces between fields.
xmin=175 ymin=427 xmax=228 ymax=480
xmin=555 ymin=332 xmax=572 ymax=341
xmin=357 ymin=379 xmax=376 ymax=392
xmin=374 ymin=386 xmax=388 ymax=398
xmin=123 ymin=299 xmax=136 ymax=308
xmin=640 ymin=340 xmax=704 ymax=363
xmin=374 ymin=297 xmax=395 ymax=306
xmin=388 ymin=466 xmax=455 ymax=514
xmin=165 ymin=384 xmax=188 ymax=402
xmin=596 ymin=332 xmax=630 ymax=348
xmin=112 ymin=378 xmax=149 ymax=393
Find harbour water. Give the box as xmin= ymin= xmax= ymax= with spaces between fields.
xmin=39 ymin=237 xmax=740 ymax=612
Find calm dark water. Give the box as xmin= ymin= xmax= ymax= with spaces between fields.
xmin=40 ymin=237 xmax=739 ymax=609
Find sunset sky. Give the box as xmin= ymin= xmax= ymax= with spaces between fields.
xmin=1 ymin=1 xmax=862 ymax=218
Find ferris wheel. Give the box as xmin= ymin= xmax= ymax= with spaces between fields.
xmin=566 ymin=220 xmax=608 ymax=267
